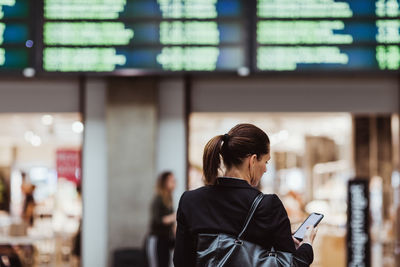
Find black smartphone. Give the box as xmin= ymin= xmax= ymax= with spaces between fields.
xmin=293 ymin=213 xmax=324 ymax=241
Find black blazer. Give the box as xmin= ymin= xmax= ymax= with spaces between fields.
xmin=173 ymin=177 xmax=313 ymax=266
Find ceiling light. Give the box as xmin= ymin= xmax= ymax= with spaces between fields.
xmin=31 ymin=135 xmax=42 ymax=147
xmin=41 ymin=114 xmax=54 ymax=126
xmin=72 ymin=121 xmax=84 ymax=134
xmin=22 ymin=68 xmax=35 ymax=78
xmin=24 ymin=131 xmax=34 ymax=142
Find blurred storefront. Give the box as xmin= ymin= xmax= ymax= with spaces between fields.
xmin=0 ymin=79 xmax=106 ymax=267
xmin=0 ymin=113 xmax=83 ymax=266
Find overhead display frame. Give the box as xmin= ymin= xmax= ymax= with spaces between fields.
xmin=0 ymin=0 xmax=34 ymax=72
xmin=41 ymin=0 xmax=249 ymax=73
xmin=16 ymin=0 xmax=399 ymax=74
xmin=255 ymin=0 xmax=400 ymax=72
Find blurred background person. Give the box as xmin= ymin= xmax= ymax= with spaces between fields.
xmin=22 ymin=184 xmax=35 ymax=227
xmin=20 ymin=172 xmax=36 ymax=227
xmin=20 ymin=171 xmax=30 ymax=198
xmin=146 ymin=171 xmax=176 ymax=267
xmin=72 ymin=185 xmax=82 ymax=267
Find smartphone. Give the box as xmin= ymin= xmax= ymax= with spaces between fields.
xmin=293 ymin=213 xmax=324 ymax=241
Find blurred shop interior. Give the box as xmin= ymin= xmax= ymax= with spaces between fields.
xmin=189 ymin=112 xmax=397 ymax=267
xmin=0 ymin=113 xmax=83 ymax=266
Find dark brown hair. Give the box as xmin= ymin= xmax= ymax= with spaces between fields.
xmin=202 ymin=123 xmax=270 ymax=185
xmin=156 ymin=171 xmax=173 ymax=208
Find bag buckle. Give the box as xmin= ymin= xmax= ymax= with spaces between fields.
xmin=234 ymin=239 xmax=243 ymax=245
xmin=268 ymin=252 xmax=277 ymax=257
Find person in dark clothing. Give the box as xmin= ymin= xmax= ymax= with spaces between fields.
xmin=173 ymin=124 xmax=318 ymax=267
xmin=146 ymin=171 xmax=176 ymax=267
xmin=22 ymin=184 xmax=35 ymax=227
xmin=72 ymin=185 xmax=82 ymax=265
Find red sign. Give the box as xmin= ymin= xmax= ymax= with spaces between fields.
xmin=56 ymin=149 xmax=81 ymax=185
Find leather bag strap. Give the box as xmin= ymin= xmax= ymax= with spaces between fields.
xmin=237 ymin=193 xmax=264 ymax=239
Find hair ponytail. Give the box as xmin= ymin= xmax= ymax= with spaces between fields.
xmin=202 ymin=124 xmax=270 ymax=185
xmin=202 ymin=135 xmax=224 ymax=185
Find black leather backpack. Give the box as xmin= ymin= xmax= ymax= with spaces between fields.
xmin=195 ymin=193 xmax=309 ymax=267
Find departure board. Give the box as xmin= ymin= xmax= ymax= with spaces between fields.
xmin=0 ymin=0 xmax=32 ymax=71
xmin=256 ymin=0 xmax=400 ymax=71
xmin=42 ymin=0 xmax=246 ymax=73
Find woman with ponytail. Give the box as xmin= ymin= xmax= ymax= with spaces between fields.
xmin=173 ymin=124 xmax=317 ymax=266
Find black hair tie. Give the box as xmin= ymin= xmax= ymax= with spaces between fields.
xmin=223 ymin=133 xmax=230 ymax=142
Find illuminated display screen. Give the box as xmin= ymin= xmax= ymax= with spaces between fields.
xmin=258 ymin=0 xmax=400 ymax=18
xmin=257 ymin=46 xmax=400 ymax=71
xmin=256 ymin=0 xmax=400 ymax=71
xmin=0 ymin=0 xmax=32 ymax=70
xmin=44 ymin=0 xmax=241 ymax=19
xmin=42 ymin=0 xmax=246 ymax=72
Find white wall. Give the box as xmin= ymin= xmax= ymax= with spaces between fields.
xmin=82 ymin=79 xmax=108 ymax=267
xmin=156 ymin=79 xmax=187 ymax=207
xmin=191 ymin=76 xmax=399 ymax=113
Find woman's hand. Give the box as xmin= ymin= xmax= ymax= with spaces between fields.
xmin=292 ymin=236 xmax=301 ymax=249
xmin=302 ymin=226 xmax=318 ymax=246
xmin=162 ymin=212 xmax=176 ymax=225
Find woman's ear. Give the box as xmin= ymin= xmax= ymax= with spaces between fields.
xmin=248 ymin=154 xmax=258 ymax=183
xmin=248 ymin=154 xmax=257 ymax=169
xmin=250 ymin=154 xmax=257 ymax=164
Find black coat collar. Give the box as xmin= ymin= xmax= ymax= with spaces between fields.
xmin=216 ymin=177 xmax=253 ymax=189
